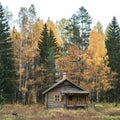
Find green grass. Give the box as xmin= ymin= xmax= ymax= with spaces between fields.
xmin=3 ymin=118 xmax=14 ymax=120
xmin=95 ymin=103 xmax=120 ymax=120
xmin=104 ymin=115 xmax=120 ymax=120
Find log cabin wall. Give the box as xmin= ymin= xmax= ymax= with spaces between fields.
xmin=44 ymin=81 xmax=71 ymax=108
xmin=45 ymin=88 xmax=66 ymax=108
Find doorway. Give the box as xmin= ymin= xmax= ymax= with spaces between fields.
xmin=68 ymin=95 xmax=75 ymax=105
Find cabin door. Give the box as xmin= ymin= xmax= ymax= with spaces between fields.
xmin=68 ymin=95 xmax=75 ymax=105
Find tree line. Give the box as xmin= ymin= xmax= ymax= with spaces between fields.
xmin=0 ymin=3 xmax=120 ymax=105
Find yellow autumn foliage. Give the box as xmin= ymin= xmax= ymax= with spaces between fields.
xmin=47 ymin=19 xmax=62 ymax=46
xmin=82 ymin=29 xmax=114 ymax=93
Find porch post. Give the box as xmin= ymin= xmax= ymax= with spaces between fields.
xmin=46 ymin=93 xmax=48 ymax=109
xmin=65 ymin=94 xmax=67 ymax=108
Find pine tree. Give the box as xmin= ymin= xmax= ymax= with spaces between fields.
xmin=0 ymin=3 xmax=16 ymax=102
xmin=78 ymin=6 xmax=92 ymax=50
xmin=105 ymin=16 xmax=120 ymax=103
xmin=66 ymin=14 xmax=80 ymax=46
xmin=66 ymin=6 xmax=92 ymax=50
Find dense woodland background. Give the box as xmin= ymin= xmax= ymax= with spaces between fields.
xmin=0 ymin=3 xmax=120 ymax=105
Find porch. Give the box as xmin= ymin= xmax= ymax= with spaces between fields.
xmin=64 ymin=92 xmax=89 ymax=109
xmin=66 ymin=104 xmax=88 ymax=109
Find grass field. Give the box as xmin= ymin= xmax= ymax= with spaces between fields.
xmin=0 ymin=103 xmax=120 ymax=120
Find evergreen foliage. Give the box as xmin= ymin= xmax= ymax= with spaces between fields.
xmin=105 ymin=16 xmax=120 ymax=103
xmin=66 ymin=6 xmax=92 ymax=50
xmin=66 ymin=14 xmax=80 ymax=46
xmin=38 ymin=23 xmax=49 ymax=65
xmin=0 ymin=3 xmax=16 ymax=102
xmin=38 ymin=23 xmax=60 ymax=83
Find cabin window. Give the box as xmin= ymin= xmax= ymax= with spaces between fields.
xmin=53 ymin=95 xmax=62 ymax=102
xmin=55 ymin=95 xmax=59 ymax=101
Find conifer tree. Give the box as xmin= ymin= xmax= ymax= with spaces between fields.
xmin=0 ymin=3 xmax=16 ymax=102
xmin=38 ymin=24 xmax=60 ymax=84
xmin=66 ymin=14 xmax=80 ymax=46
xmin=66 ymin=6 xmax=92 ymax=50
xmin=38 ymin=23 xmax=49 ymax=66
xmin=105 ymin=16 xmax=120 ymax=103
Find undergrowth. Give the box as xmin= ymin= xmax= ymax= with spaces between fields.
xmin=0 ymin=103 xmax=120 ymax=120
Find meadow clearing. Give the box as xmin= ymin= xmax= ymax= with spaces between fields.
xmin=0 ymin=103 xmax=120 ymax=120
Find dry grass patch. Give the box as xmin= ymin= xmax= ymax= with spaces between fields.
xmin=38 ymin=108 xmax=104 ymax=120
xmin=104 ymin=108 xmax=120 ymax=116
xmin=0 ymin=104 xmax=105 ymax=120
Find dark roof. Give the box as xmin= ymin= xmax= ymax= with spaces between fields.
xmin=42 ymin=78 xmax=89 ymax=95
xmin=61 ymin=86 xmax=89 ymax=94
xmin=61 ymin=91 xmax=89 ymax=94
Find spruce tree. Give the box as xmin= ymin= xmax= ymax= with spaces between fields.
xmin=105 ymin=16 xmax=120 ymax=103
xmin=38 ymin=24 xmax=60 ymax=83
xmin=38 ymin=23 xmax=49 ymax=66
xmin=0 ymin=3 xmax=16 ymax=102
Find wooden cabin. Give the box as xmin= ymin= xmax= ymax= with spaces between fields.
xmin=42 ymin=75 xmax=89 ymax=109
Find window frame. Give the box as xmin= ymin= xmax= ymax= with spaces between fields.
xmin=53 ymin=94 xmax=62 ymax=102
xmin=55 ymin=95 xmax=60 ymax=101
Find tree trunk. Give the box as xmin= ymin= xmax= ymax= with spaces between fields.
xmin=96 ymin=91 xmax=99 ymax=103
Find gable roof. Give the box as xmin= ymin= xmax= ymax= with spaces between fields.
xmin=42 ymin=78 xmax=89 ymax=95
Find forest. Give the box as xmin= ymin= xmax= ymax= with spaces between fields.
xmin=0 ymin=2 xmax=120 ymax=106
